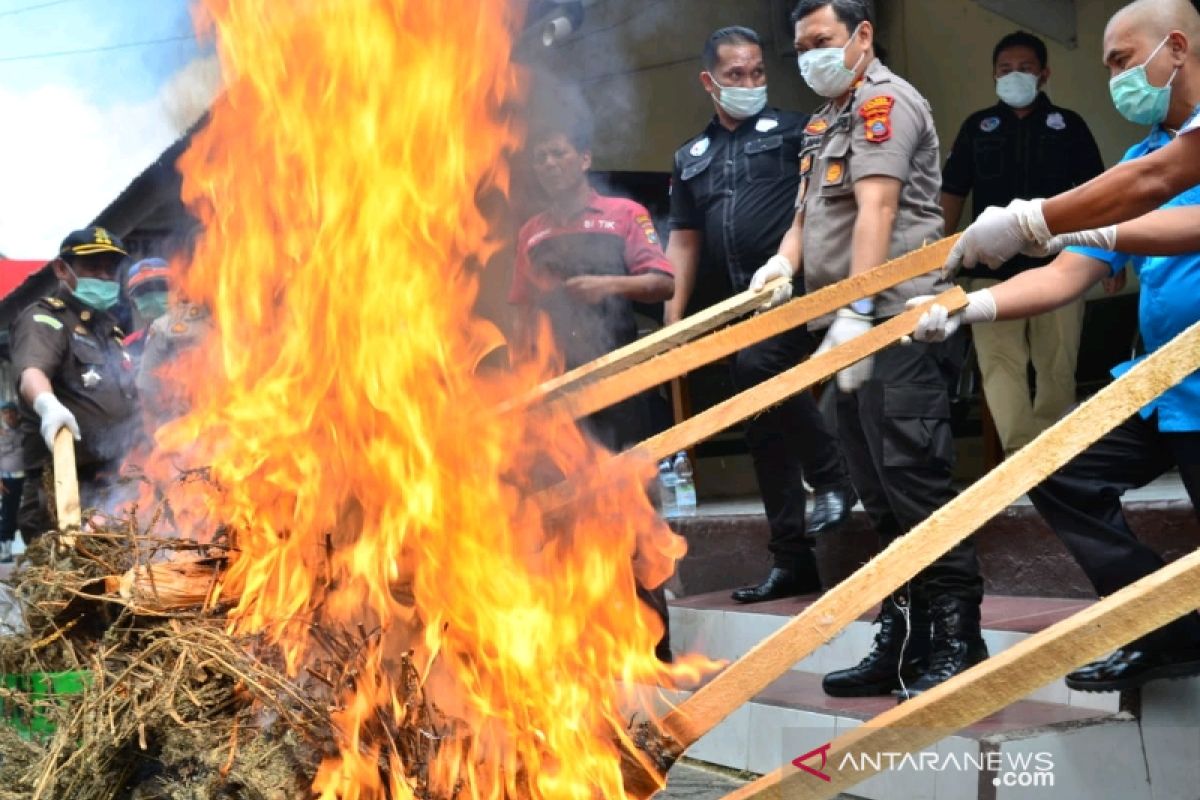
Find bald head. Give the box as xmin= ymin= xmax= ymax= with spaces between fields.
xmin=1106 ymin=0 xmax=1200 ymax=64
xmin=1104 ymin=0 xmax=1200 ymax=128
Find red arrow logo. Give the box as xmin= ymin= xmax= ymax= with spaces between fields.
xmin=792 ymin=742 xmax=832 ymax=782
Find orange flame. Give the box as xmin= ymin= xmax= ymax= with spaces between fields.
xmin=145 ymin=1 xmax=704 ymax=797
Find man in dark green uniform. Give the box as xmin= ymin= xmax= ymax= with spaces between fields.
xmin=10 ymin=227 xmax=139 ymax=537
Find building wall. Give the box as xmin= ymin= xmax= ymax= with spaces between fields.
xmin=528 ymin=0 xmax=1144 ymax=178
xmin=505 ymin=0 xmax=1146 ymax=494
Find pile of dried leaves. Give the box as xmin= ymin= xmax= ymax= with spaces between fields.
xmin=0 ymin=477 xmax=449 ymax=800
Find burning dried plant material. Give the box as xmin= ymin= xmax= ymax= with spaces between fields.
xmin=0 ymin=525 xmax=324 ymax=800
xmin=130 ymin=0 xmax=701 ymax=797
xmin=0 ymin=500 xmax=548 ymax=800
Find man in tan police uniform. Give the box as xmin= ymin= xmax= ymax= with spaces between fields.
xmin=751 ymin=0 xmax=986 ymax=698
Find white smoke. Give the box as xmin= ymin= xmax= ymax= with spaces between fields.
xmin=0 ymin=55 xmax=221 ymax=258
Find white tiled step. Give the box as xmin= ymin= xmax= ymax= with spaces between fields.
xmin=665 ymin=670 xmax=1150 ymax=800
xmin=669 ymin=593 xmax=1121 ymax=714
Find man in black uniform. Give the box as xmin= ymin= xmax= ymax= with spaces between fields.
xmin=941 ymin=31 xmax=1106 ymax=456
xmin=666 ymin=26 xmax=854 ymax=603
xmin=10 ymin=227 xmax=140 ymax=537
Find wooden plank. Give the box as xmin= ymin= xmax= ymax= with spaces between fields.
xmin=555 ymin=235 xmax=960 ymax=420
xmin=496 ymin=275 xmax=791 ymax=414
xmin=52 ymin=427 xmax=80 ymax=548
xmin=723 ymin=545 xmax=1200 ymax=800
xmin=652 ymin=316 xmax=1200 ymax=759
xmin=538 ymin=289 xmax=968 ymax=514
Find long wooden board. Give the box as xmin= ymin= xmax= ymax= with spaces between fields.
xmin=724 ymin=545 xmax=1200 ymax=800
xmin=537 ymin=288 xmax=967 ymax=513
xmin=652 ymin=316 xmax=1200 ymax=758
xmin=497 ymin=275 xmax=790 ymax=413
xmin=554 ymin=235 xmax=959 ymax=420
xmin=52 ymin=427 xmax=80 ymax=548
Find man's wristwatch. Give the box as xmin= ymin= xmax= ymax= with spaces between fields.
xmin=849 ymin=298 xmax=875 ymax=316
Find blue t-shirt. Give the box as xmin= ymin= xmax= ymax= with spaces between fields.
xmin=1067 ymin=114 xmax=1200 ymax=432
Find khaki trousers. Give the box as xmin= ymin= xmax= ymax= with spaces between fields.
xmin=967 ymin=277 xmax=1085 ymax=455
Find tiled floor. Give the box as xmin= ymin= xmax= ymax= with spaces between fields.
xmin=688 ymin=670 xmax=1110 ymax=738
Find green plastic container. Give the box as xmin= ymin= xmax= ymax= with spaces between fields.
xmin=2 ymin=670 xmax=91 ymax=739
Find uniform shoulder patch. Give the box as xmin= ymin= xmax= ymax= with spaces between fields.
xmin=1046 ymin=112 xmax=1066 ymax=130
xmin=32 ymin=314 xmax=63 ymax=330
xmin=634 ymin=212 xmax=660 ymax=245
xmin=859 ymin=95 xmax=895 ymax=143
xmin=979 ymin=116 xmax=1001 ymax=133
xmin=804 ymin=118 xmax=829 ymax=135
xmin=859 ymin=95 xmax=895 ymax=115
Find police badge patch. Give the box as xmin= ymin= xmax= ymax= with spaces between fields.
xmin=690 ymin=137 xmax=710 ymax=157
xmin=635 ymin=213 xmax=660 ymax=245
xmin=859 ymin=95 xmax=894 ymax=143
xmin=980 ymin=116 xmax=1001 ymax=133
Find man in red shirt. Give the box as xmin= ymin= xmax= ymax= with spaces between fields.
xmin=511 ymin=121 xmax=676 ymax=661
xmin=511 ymin=123 xmax=675 ymax=452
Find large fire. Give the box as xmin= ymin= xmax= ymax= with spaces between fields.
xmin=142 ymin=0 xmax=698 ymax=797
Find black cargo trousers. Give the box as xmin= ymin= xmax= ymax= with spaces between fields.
xmin=731 ymin=324 xmax=852 ymax=573
xmin=834 ymin=327 xmax=983 ymax=604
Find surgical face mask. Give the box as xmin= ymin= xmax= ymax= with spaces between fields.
xmin=73 ymin=278 xmax=121 ymax=311
xmin=133 ymin=290 xmax=169 ymax=322
xmin=1109 ymin=35 xmax=1179 ymax=125
xmin=996 ymin=71 xmax=1039 ymax=108
xmin=62 ymin=262 xmax=120 ymax=311
xmin=797 ymin=23 xmax=866 ymax=98
xmin=707 ymin=77 xmax=768 ymax=120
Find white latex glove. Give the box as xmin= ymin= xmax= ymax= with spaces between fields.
xmin=905 ymin=289 xmax=998 ymax=343
xmin=1041 ymin=225 xmax=1118 ymax=254
xmin=944 ymin=198 xmax=1052 ymax=278
xmin=815 ymin=308 xmax=874 ymax=392
xmin=749 ymin=255 xmax=795 ymax=310
xmin=33 ymin=392 xmax=81 ymax=451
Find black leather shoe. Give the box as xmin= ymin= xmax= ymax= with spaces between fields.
xmin=895 ymin=595 xmax=987 ymax=700
xmin=824 ymin=593 xmax=929 ymax=697
xmin=1065 ymin=647 xmax=1200 ymax=693
xmin=806 ymin=485 xmax=856 ymax=538
xmin=730 ymin=567 xmax=821 ymax=604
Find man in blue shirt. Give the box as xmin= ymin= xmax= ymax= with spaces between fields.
xmin=906 ymin=0 xmax=1200 ymax=692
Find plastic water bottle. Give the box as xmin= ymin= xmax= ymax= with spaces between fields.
xmin=672 ymin=451 xmax=697 ymax=517
xmin=657 ymin=458 xmax=678 ymax=518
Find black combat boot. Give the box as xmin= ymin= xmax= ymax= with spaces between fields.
xmin=896 ymin=595 xmax=988 ymax=700
xmin=823 ymin=592 xmax=929 ymax=697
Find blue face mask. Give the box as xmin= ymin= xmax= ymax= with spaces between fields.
xmin=133 ymin=290 xmax=169 ymax=321
xmin=72 ymin=277 xmax=121 ymax=311
xmin=1109 ymin=35 xmax=1179 ymax=126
